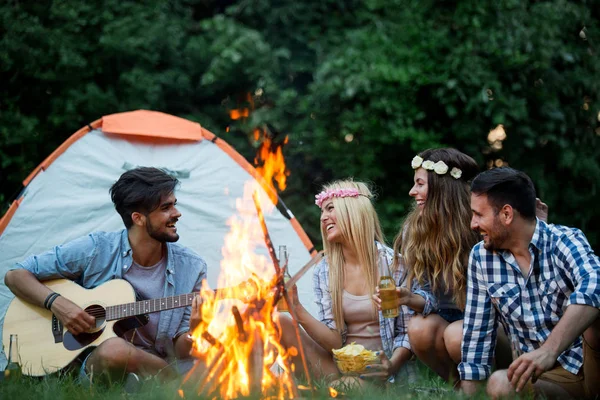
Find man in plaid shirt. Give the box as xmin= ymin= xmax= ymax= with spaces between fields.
xmin=459 ymin=168 xmax=600 ymax=398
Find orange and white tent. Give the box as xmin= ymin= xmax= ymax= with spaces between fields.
xmin=0 ymin=110 xmax=317 ymax=366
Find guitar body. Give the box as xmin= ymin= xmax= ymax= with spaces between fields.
xmin=2 ymin=279 xmax=136 ymax=377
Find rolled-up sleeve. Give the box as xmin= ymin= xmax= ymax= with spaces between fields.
xmin=412 ymin=279 xmax=437 ymax=317
xmin=458 ymin=246 xmax=496 ymax=381
xmin=558 ymin=230 xmax=600 ymax=309
xmin=313 ymin=259 xmax=347 ymax=343
xmin=15 ymin=234 xmax=96 ymax=281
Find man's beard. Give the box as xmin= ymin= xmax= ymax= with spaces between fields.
xmin=146 ymin=218 xmax=179 ymax=243
xmin=483 ymin=218 xmax=509 ymax=251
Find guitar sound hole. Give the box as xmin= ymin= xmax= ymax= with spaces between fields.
xmin=84 ymin=304 xmax=106 ymax=331
xmin=62 ymin=305 xmax=107 ymax=351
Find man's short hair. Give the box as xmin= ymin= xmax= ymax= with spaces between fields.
xmin=110 ymin=167 xmax=179 ymax=229
xmin=471 ymin=167 xmax=537 ymax=220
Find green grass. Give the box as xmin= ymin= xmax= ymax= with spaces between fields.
xmin=0 ymin=362 xmax=504 ymax=400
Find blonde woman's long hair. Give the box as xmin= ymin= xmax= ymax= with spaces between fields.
xmin=319 ymin=179 xmax=385 ymax=334
xmin=393 ymin=148 xmax=479 ymax=310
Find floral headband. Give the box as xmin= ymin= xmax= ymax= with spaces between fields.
xmin=411 ymin=155 xmax=462 ymax=179
xmin=315 ymin=188 xmax=367 ymax=208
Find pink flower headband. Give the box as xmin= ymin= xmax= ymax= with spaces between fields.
xmin=315 ymin=188 xmax=367 ymax=208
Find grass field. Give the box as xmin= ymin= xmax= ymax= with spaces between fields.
xmin=0 ymin=362 xmax=508 ymax=400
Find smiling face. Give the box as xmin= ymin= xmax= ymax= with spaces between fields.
xmin=320 ymin=199 xmax=345 ymax=244
xmin=470 ymin=193 xmax=510 ymax=250
xmin=144 ymin=193 xmax=181 ymax=243
xmin=409 ymin=168 xmax=428 ymax=212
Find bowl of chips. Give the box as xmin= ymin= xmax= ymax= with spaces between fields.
xmin=332 ymin=343 xmax=378 ymax=374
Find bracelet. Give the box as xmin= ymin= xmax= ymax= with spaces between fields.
xmin=46 ymin=293 xmax=61 ymax=310
xmin=43 ymin=292 xmax=57 ymax=309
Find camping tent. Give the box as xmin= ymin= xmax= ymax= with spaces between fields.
xmin=0 ymin=110 xmax=318 ymax=368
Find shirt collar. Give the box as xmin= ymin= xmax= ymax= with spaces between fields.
xmin=120 ymin=229 xmax=132 ymax=257
xmin=529 ymin=217 xmax=548 ymax=252
xmin=119 ymin=229 xmax=173 ymax=274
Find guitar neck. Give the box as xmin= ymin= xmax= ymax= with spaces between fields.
xmin=105 ymin=292 xmax=200 ymax=321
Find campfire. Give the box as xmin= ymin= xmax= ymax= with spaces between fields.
xmin=180 ymin=124 xmax=312 ymax=399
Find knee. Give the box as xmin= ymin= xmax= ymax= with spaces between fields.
xmin=486 ymin=370 xmax=514 ymax=399
xmin=443 ymin=323 xmax=463 ymax=361
xmin=93 ymin=337 xmax=137 ymax=370
xmin=408 ymin=316 xmax=438 ymax=350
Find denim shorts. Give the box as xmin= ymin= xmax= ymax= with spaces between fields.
xmin=437 ymin=308 xmax=464 ymax=323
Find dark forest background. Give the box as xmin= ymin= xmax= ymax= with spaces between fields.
xmin=1 ymin=0 xmax=599 ymax=249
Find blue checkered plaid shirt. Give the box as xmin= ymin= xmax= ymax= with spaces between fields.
xmin=312 ymin=242 xmax=435 ymax=358
xmin=459 ymin=219 xmax=600 ymax=381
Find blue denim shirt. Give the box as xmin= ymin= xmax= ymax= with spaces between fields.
xmin=14 ymin=229 xmax=207 ymax=358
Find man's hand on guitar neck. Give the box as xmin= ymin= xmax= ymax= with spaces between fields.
xmin=50 ymin=296 xmax=96 ymax=335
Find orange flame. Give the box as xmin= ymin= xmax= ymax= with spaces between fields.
xmin=187 ymin=182 xmax=295 ymax=398
xmin=230 ymin=108 xmax=250 ymax=120
xmin=329 ymin=387 xmax=339 ymax=398
xmin=254 ymin=129 xmax=289 ymax=203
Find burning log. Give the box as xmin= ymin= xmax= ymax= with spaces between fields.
xmin=232 ymin=306 xmax=247 ymax=342
xmin=248 ymin=329 xmax=264 ymax=394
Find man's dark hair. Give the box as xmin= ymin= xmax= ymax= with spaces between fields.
xmin=110 ymin=167 xmax=179 ymax=229
xmin=471 ymin=167 xmax=537 ymax=220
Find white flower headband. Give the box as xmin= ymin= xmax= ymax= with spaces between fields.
xmin=315 ymin=188 xmax=369 ymax=208
xmin=411 ymin=155 xmax=462 ymax=179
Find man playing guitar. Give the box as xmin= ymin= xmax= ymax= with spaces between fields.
xmin=4 ymin=167 xmax=206 ymax=383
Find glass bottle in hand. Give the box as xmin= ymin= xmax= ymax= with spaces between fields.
xmin=378 ymin=250 xmax=399 ymax=318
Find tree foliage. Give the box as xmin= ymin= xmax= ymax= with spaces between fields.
xmin=1 ymin=0 xmax=599 ymax=248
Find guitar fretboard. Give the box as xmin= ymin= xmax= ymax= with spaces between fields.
xmin=106 ymin=292 xmax=200 ymax=321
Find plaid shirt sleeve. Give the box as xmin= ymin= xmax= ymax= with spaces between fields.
xmin=395 ymin=255 xmax=437 ymax=316
xmin=556 ymin=229 xmax=600 ymax=309
xmin=312 ymin=258 xmax=347 ymax=343
xmin=458 ymin=245 xmax=497 ymax=381
xmin=411 ymin=277 xmax=437 ymax=316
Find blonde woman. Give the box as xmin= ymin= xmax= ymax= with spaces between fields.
xmin=280 ymin=179 xmax=434 ymax=383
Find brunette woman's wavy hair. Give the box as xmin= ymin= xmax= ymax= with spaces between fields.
xmin=392 ymin=148 xmax=479 ymax=310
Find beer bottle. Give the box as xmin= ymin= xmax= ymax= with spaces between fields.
xmin=277 ymin=245 xmax=292 ymax=312
xmin=4 ymin=334 xmax=22 ymax=380
xmin=378 ymin=250 xmax=399 ymax=318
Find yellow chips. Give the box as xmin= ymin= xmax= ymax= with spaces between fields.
xmin=332 ymin=342 xmax=378 ymax=373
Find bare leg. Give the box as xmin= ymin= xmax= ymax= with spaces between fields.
xmin=486 ymin=369 xmax=570 ymax=400
xmin=85 ymin=337 xmax=177 ymax=382
xmin=443 ymin=320 xmax=463 ymax=364
xmin=408 ymin=314 xmax=454 ymax=381
xmin=277 ymin=313 xmax=339 ymax=380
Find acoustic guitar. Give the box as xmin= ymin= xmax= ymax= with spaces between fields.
xmin=2 ymin=279 xmax=206 ymax=377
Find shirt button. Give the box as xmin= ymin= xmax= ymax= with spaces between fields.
xmin=122 ymin=251 xmax=128 ymax=257
xmin=123 ymin=265 xmax=128 ymax=269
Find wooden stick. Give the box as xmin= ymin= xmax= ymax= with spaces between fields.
xmin=201 ymin=331 xmax=221 ymax=348
xmin=252 ymin=190 xmax=280 ymax=275
xmin=285 ymin=250 xmax=325 ymax=289
xmin=282 ymin=289 xmax=314 ymax=394
xmin=232 ymin=305 xmax=247 ymax=342
xmin=248 ymin=329 xmax=264 ymax=395
xmin=194 ymin=348 xmax=227 ymax=396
